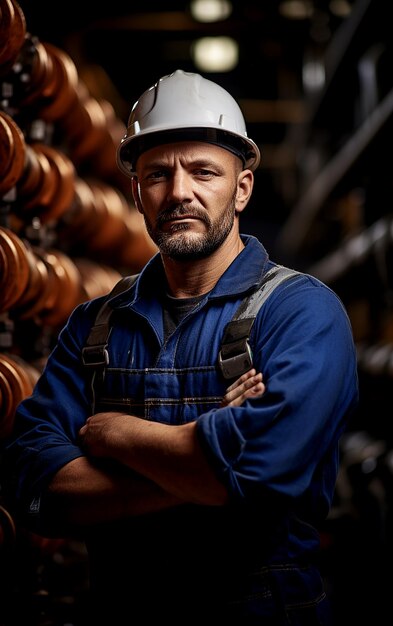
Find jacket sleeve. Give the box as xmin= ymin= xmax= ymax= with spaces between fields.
xmin=196 ymin=274 xmax=359 ymax=514
xmin=1 ymin=298 xmax=103 ymax=529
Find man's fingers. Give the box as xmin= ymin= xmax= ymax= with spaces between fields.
xmin=221 ymin=370 xmax=265 ymax=407
xmin=224 ymin=381 xmax=265 ymax=407
xmin=225 ymin=369 xmax=257 ymax=393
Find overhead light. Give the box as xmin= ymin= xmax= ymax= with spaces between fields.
xmin=191 ymin=36 xmax=238 ymax=72
xmin=279 ymin=0 xmax=314 ymax=20
xmin=190 ymin=0 xmax=232 ymax=23
xmin=329 ymin=0 xmax=352 ymax=17
xmin=302 ymin=57 xmax=325 ymax=92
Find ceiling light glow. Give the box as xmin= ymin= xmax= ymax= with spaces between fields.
xmin=329 ymin=0 xmax=352 ymax=17
xmin=190 ymin=0 xmax=232 ymax=23
xmin=191 ymin=36 xmax=238 ymax=72
xmin=302 ymin=58 xmax=325 ymax=92
xmin=279 ymin=0 xmax=314 ymax=20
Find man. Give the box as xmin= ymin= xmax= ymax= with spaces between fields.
xmin=2 ymin=70 xmax=358 ymax=624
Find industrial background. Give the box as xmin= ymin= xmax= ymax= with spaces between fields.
xmin=0 ymin=0 xmax=391 ymax=624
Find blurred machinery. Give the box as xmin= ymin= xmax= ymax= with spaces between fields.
xmin=0 ymin=2 xmax=156 ymax=623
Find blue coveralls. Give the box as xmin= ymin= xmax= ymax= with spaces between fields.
xmin=3 ymin=235 xmax=359 ymax=624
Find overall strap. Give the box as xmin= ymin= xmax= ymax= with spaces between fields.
xmin=218 ymin=265 xmax=301 ymax=380
xmin=82 ymin=274 xmax=138 ymax=411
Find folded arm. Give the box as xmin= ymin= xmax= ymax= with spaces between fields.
xmin=46 ymin=369 xmax=264 ymax=526
xmin=45 ymin=455 xmax=183 ymax=529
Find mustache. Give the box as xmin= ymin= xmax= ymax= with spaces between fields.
xmin=156 ymin=204 xmax=210 ymax=228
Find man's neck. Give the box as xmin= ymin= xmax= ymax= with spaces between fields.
xmin=162 ymin=234 xmax=245 ymax=298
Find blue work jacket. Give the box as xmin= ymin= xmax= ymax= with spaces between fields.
xmin=2 ymin=234 xmax=359 ymax=621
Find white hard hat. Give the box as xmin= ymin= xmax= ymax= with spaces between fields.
xmin=117 ymin=69 xmax=260 ymax=177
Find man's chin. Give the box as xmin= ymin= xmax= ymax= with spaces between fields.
xmin=159 ymin=234 xmax=210 ymax=260
xmin=160 ymin=230 xmax=200 ymax=247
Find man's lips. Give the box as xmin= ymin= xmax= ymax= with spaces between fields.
xmin=164 ymin=214 xmax=198 ymax=221
xmin=161 ymin=214 xmax=202 ymax=230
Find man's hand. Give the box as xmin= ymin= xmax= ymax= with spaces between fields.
xmin=220 ymin=368 xmax=264 ymax=407
xmin=78 ymin=368 xmax=265 ymax=457
xmin=77 ymin=368 xmax=264 ymax=506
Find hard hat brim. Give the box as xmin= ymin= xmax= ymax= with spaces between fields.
xmin=117 ymin=127 xmax=260 ymax=177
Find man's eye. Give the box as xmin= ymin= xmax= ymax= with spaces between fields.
xmin=148 ymin=170 xmax=167 ymax=180
xmin=196 ymin=169 xmax=214 ymax=177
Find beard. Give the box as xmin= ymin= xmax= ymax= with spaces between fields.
xmin=142 ymin=191 xmax=237 ymax=261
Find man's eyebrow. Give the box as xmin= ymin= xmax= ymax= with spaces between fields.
xmin=191 ymin=158 xmax=216 ymax=167
xmin=143 ymin=158 xmax=222 ymax=171
xmin=142 ymin=159 xmax=167 ymax=169
xmin=186 ymin=157 xmax=226 ymax=172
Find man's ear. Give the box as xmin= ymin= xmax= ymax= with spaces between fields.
xmin=235 ymin=169 xmax=254 ymax=214
xmin=131 ymin=177 xmax=143 ymax=213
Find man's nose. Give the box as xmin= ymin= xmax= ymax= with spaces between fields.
xmin=166 ymin=171 xmax=193 ymax=204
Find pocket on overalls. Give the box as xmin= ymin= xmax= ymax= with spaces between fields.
xmin=224 ymin=564 xmax=332 ymax=625
xmin=269 ymin=564 xmax=333 ymax=626
xmin=225 ymin=567 xmax=276 ymax=623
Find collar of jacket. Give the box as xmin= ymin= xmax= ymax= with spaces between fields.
xmin=113 ymin=234 xmax=270 ymax=311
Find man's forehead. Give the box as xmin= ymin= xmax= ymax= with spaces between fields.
xmin=137 ymin=140 xmax=238 ymax=166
